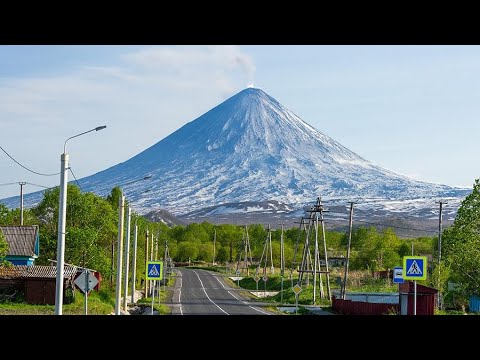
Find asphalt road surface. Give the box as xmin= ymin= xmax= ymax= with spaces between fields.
xmin=170 ymin=268 xmax=273 ymax=315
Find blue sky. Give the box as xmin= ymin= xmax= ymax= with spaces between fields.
xmin=0 ymin=45 xmax=478 ymax=200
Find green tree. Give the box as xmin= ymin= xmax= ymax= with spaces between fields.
xmin=0 ymin=228 xmax=10 ymax=265
xmin=176 ymin=241 xmax=198 ymax=262
xmin=442 ymin=179 xmax=480 ymax=297
xmin=216 ymin=246 xmax=228 ymax=262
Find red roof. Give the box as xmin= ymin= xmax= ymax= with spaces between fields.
xmin=399 ymin=281 xmax=438 ymax=294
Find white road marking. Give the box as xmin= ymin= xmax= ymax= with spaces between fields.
xmin=193 ymin=270 xmax=229 ymax=315
xmin=206 ymin=270 xmax=271 ymax=315
xmin=227 ymin=290 xmax=272 ymax=315
xmin=178 ymin=276 xmax=183 ymax=315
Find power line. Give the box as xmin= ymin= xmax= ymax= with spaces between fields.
xmin=68 ymin=167 xmax=84 ymax=192
xmin=25 ymin=182 xmax=52 ymax=189
xmin=325 ymin=217 xmax=438 ymax=235
xmin=0 ymin=145 xmax=60 ymax=176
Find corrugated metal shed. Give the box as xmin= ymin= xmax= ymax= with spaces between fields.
xmin=0 ymin=225 xmax=39 ymax=257
xmin=399 ymin=281 xmax=438 ymax=315
xmin=0 ymin=265 xmax=77 ymax=279
xmin=0 ymin=265 xmax=78 ymax=305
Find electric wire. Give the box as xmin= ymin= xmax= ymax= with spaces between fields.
xmin=0 ymin=145 xmax=60 ymax=176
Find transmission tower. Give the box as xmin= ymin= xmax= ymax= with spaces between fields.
xmin=291 ymin=197 xmax=331 ymax=304
xmin=235 ymin=225 xmax=253 ymax=275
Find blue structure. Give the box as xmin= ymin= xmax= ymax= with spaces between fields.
xmin=470 ymin=296 xmax=480 ymax=313
xmin=0 ymin=225 xmax=40 ymax=266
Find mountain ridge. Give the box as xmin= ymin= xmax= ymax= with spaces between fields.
xmin=1 ymin=87 xmax=470 ymax=219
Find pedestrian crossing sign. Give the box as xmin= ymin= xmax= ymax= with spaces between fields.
xmin=146 ymin=261 xmax=163 ymax=280
xmin=403 ymin=256 xmax=427 ymax=280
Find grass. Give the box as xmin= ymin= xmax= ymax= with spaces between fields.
xmin=0 ymin=289 xmax=114 ymax=315
xmin=136 ymin=284 xmax=172 ymax=315
xmin=0 ymin=274 xmax=176 ymax=315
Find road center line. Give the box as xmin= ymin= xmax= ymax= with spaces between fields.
xmin=207 ymin=270 xmax=271 ymax=315
xmin=193 ymin=270 xmax=229 ymax=315
xmin=227 ymin=290 xmax=272 ymax=315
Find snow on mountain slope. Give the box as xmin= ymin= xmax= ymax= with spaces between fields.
xmin=1 ymin=87 xmax=470 ymax=218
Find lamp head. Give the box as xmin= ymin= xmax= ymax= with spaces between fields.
xmin=95 ymin=125 xmax=107 ymax=131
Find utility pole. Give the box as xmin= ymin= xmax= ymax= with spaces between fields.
xmin=145 ymin=228 xmax=149 ymax=297
xmin=122 ymin=206 xmax=131 ymax=312
xmin=131 ymin=219 xmax=138 ymax=304
xmin=114 ymin=195 xmax=125 ymax=315
xmin=342 ymin=202 xmax=355 ymax=299
xmin=280 ymin=223 xmax=285 ymax=304
xmin=19 ymin=182 xmax=26 ymax=225
xmin=436 ymin=200 xmax=447 ymax=309
xmin=213 ymin=228 xmax=216 ymax=266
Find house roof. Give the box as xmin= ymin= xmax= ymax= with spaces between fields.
xmin=0 ymin=225 xmax=39 ymax=257
xmin=0 ymin=265 xmax=77 ymax=280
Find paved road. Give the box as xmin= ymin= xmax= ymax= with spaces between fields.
xmin=170 ymin=268 xmax=273 ymax=315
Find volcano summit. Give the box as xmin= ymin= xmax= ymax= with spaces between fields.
xmin=1 ymin=87 xmax=469 ymax=227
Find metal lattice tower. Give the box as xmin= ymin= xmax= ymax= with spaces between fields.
xmin=291 ymin=197 xmax=331 ymax=304
xmin=235 ymin=225 xmax=253 ymax=275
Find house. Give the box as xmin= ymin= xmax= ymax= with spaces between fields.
xmin=0 ymin=225 xmax=40 ymax=266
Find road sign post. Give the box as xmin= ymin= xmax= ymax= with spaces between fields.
xmin=254 ymin=275 xmax=260 ymax=291
xmin=292 ymin=283 xmax=302 ymax=314
xmin=74 ymin=269 xmax=99 ymax=315
xmin=263 ymin=275 xmax=268 ymax=298
xmin=403 ymin=256 xmax=427 ymax=316
xmin=146 ymin=261 xmax=163 ymax=316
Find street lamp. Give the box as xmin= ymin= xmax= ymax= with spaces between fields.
xmin=55 ymin=125 xmax=106 ymax=315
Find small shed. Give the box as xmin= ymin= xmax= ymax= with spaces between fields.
xmin=0 ymin=225 xmax=40 ymax=266
xmin=399 ymin=281 xmax=438 ymax=315
xmin=0 ymin=265 xmax=77 ymax=305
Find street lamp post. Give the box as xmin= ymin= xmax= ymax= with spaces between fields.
xmin=54 ymin=125 xmax=106 ymax=315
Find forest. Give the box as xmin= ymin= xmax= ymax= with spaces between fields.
xmin=1 ymin=179 xmax=479 ymax=310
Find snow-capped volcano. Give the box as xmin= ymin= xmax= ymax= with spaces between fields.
xmin=1 ymin=87 xmax=469 ymax=217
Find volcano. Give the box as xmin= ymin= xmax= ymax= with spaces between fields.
xmin=1 ymin=87 xmax=469 ymax=221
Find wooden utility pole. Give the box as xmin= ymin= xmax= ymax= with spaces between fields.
xmin=213 ymin=228 xmax=216 ymax=266
xmin=342 ymin=202 xmax=355 ymax=299
xmin=293 ymin=197 xmax=331 ymax=304
xmin=236 ymin=225 xmax=253 ymax=275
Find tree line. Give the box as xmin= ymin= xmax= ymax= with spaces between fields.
xmin=1 ymin=179 xmax=479 ymax=308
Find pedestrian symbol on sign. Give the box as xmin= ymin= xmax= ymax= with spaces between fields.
xmin=148 ymin=265 xmax=160 ymax=277
xmin=146 ymin=261 xmax=163 ymax=280
xmin=406 ymin=260 xmax=422 ymax=275
xmin=403 ymin=256 xmax=427 ymax=280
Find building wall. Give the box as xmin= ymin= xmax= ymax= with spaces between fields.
xmin=5 ymin=257 xmax=34 ymax=266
